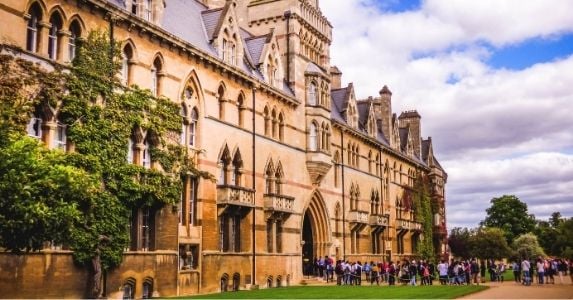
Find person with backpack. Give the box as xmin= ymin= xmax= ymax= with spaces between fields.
xmin=388 ymin=261 xmax=396 ymax=285
xmin=335 ymin=260 xmax=343 ymax=285
xmin=370 ymin=261 xmax=380 ymax=285
xmin=408 ymin=260 xmax=418 ymax=286
xmin=521 ymin=258 xmax=531 ymax=286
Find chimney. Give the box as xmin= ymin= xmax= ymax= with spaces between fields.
xmin=398 ymin=110 xmax=422 ymax=157
xmin=375 ymin=85 xmax=393 ymax=141
xmin=330 ymin=66 xmax=342 ymax=89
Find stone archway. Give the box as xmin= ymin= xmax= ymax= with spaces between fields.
xmin=301 ymin=191 xmax=330 ymax=274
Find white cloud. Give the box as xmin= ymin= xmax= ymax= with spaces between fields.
xmin=320 ymin=0 xmax=573 ymax=228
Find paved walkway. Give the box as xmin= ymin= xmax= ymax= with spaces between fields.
xmin=460 ymin=276 xmax=573 ymax=299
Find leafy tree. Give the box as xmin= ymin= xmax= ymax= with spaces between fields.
xmin=549 ymin=212 xmax=563 ymax=228
xmin=481 ymin=195 xmax=536 ymax=244
xmin=448 ymin=227 xmax=472 ymax=259
xmin=513 ymin=233 xmax=546 ymax=259
xmin=0 ymin=30 xmax=211 ymax=298
xmin=534 ymin=220 xmax=560 ymax=256
xmin=555 ymin=218 xmax=573 ymax=259
xmin=469 ymin=227 xmax=511 ymax=260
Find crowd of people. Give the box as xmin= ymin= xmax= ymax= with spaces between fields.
xmin=304 ymin=256 xmax=573 ymax=287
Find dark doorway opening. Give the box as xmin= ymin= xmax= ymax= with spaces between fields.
xmin=302 ymin=211 xmax=313 ymax=276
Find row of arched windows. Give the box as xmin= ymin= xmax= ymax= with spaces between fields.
xmin=349 ymin=183 xmax=360 ymax=211
xmin=347 ymin=142 xmax=359 ymax=168
xmin=264 ymin=159 xmax=284 ymax=195
xmin=306 ymin=81 xmax=329 ymax=107
xmin=299 ymin=30 xmax=324 ymax=66
xmin=26 ymin=2 xmax=82 ymax=62
xmin=263 ymin=105 xmax=285 ymax=141
xmin=120 ymin=42 xmax=163 ymax=99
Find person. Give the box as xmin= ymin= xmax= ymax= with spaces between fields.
xmin=409 ymin=260 xmax=417 ymax=286
xmin=335 ymin=260 xmax=343 ymax=285
xmin=370 ymin=261 xmax=380 ymax=285
xmin=388 ymin=261 xmax=396 ymax=285
xmin=557 ymin=259 xmax=567 ymax=284
xmin=324 ymin=256 xmax=332 ymax=283
xmin=363 ymin=261 xmax=371 ymax=283
xmin=568 ymin=259 xmax=573 ymax=285
xmin=512 ymin=260 xmax=521 ymax=283
xmin=488 ymin=260 xmax=496 ymax=281
xmin=521 ymin=258 xmax=531 ymax=286
xmin=354 ymin=261 xmax=362 ymax=285
xmin=536 ymin=258 xmax=545 ymax=284
xmin=498 ymin=262 xmax=505 ymax=282
xmin=428 ymin=261 xmax=435 ymax=285
xmin=480 ymin=260 xmax=486 ymax=283
xmin=437 ymin=259 xmax=448 ymax=285
xmin=422 ymin=262 xmax=430 ymax=285
xmin=471 ymin=259 xmax=480 ymax=285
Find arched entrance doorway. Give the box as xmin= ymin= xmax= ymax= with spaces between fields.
xmin=301 ymin=191 xmax=330 ymax=275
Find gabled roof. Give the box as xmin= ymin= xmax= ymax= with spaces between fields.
xmin=331 ymin=87 xmax=348 ymax=123
xmin=244 ymin=35 xmax=268 ymax=65
xmin=201 ymin=8 xmax=224 ymax=41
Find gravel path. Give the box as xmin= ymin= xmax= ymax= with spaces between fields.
xmin=460 ymin=276 xmax=573 ymax=299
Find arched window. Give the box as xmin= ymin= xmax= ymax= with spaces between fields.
xmin=68 ymin=20 xmax=81 ymax=61
xmin=121 ymin=44 xmax=133 ymax=86
xmin=335 ymin=202 xmax=341 ymax=235
xmin=48 ymin=12 xmax=63 ymax=60
xmin=368 ymin=151 xmax=372 ymax=173
xmin=217 ymin=85 xmax=225 ymax=120
xmin=347 ymin=142 xmax=352 ymax=165
xmin=263 ymin=106 xmax=270 ymax=136
xmin=274 ymin=164 xmax=283 ymax=195
xmin=142 ymin=277 xmax=153 ymax=299
xmin=122 ymin=278 xmax=136 ymax=299
xmin=265 ymin=162 xmax=274 ymax=194
xmin=142 ymin=137 xmax=152 ymax=169
xmin=231 ymin=151 xmax=243 ymax=186
xmin=127 ymin=136 xmax=134 ymax=164
xmin=271 ymin=108 xmax=277 ymax=138
xmin=180 ymin=105 xmax=187 ymax=144
xmin=53 ymin=121 xmax=67 ymax=151
xmin=219 ymin=147 xmax=231 ymax=185
xmin=26 ymin=114 xmax=43 ymax=139
xmin=189 ymin=108 xmax=198 ymax=147
xmin=324 ymin=125 xmax=331 ymax=151
xmin=151 ymin=57 xmax=162 ymax=97
xmin=232 ymin=273 xmax=240 ymax=292
xmin=278 ymin=112 xmax=285 ymax=142
xmin=26 ymin=3 xmax=43 ymax=53
xmin=307 ymin=82 xmax=317 ymax=106
xmin=308 ymin=122 xmax=317 ymax=151
xmin=237 ymin=93 xmax=244 ymax=127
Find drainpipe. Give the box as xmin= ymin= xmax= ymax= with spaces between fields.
xmin=251 ymin=85 xmax=257 ymax=286
xmin=340 ymin=129 xmax=346 ymax=260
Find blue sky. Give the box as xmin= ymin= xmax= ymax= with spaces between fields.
xmin=322 ymin=0 xmax=573 ymax=228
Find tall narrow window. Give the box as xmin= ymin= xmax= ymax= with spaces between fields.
xmin=231 ymin=151 xmax=242 ymax=186
xmin=334 ymin=151 xmax=340 ymax=187
xmin=237 ymin=94 xmax=244 ymax=127
xmin=151 ymin=57 xmax=162 ymax=97
xmin=263 ymin=106 xmax=270 ymax=136
xmin=54 ymin=121 xmax=66 ymax=151
xmin=141 ymin=207 xmax=151 ymax=251
xmin=218 ymin=85 xmax=225 ymax=120
xmin=276 ymin=221 xmax=283 ymax=253
xmin=26 ymin=3 xmax=42 ymax=53
xmin=142 ymin=138 xmax=151 ymax=169
xmin=189 ymin=178 xmax=197 ymax=226
xmin=144 ymin=0 xmax=152 ymax=21
xmin=48 ymin=13 xmax=63 ymax=60
xmin=274 ymin=165 xmax=282 ymax=195
xmin=127 ymin=137 xmax=134 ymax=163
xmin=27 ymin=115 xmax=42 ymax=139
xmin=308 ymin=122 xmax=317 ymax=151
xmin=189 ymin=108 xmax=198 ymax=147
xmin=68 ymin=21 xmax=81 ymax=61
xmin=265 ymin=163 xmax=274 ymax=194
xmin=222 ymin=39 xmax=228 ymax=62
xmin=180 ymin=106 xmax=187 ymax=145
xmin=278 ymin=113 xmax=285 ymax=142
xmin=307 ymin=82 xmax=317 ymax=106
xmin=271 ymin=109 xmax=277 ymax=138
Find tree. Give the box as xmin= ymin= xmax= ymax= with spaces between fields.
xmin=549 ymin=212 xmax=563 ymax=228
xmin=469 ymin=227 xmax=511 ymax=260
xmin=513 ymin=233 xmax=546 ymax=259
xmin=481 ymin=195 xmax=536 ymax=244
xmin=534 ymin=220 xmax=560 ymax=256
xmin=448 ymin=227 xmax=472 ymax=259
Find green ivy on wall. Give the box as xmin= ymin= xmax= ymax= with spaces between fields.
xmin=0 ymin=30 xmax=212 ymax=296
xmin=414 ymin=174 xmax=435 ymax=260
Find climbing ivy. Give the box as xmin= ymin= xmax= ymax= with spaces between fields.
xmin=0 ymin=30 xmax=211 ymax=296
xmin=413 ymin=174 xmax=435 ymax=260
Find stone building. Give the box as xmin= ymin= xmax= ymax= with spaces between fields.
xmin=0 ymin=0 xmax=447 ymax=298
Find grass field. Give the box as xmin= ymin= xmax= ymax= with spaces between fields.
xmin=181 ymin=285 xmax=488 ymax=299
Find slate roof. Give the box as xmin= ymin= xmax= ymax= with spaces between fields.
xmin=356 ymin=100 xmax=370 ymax=130
xmin=244 ymin=35 xmax=268 ymax=65
xmin=331 ymin=87 xmax=349 ymax=123
xmin=201 ymin=8 xmax=223 ymax=41
xmin=399 ymin=127 xmax=409 ymax=152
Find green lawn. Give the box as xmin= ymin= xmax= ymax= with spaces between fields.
xmin=181 ymin=285 xmax=488 ymax=299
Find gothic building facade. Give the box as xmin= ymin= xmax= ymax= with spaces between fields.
xmin=0 ymin=0 xmax=447 ymax=298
